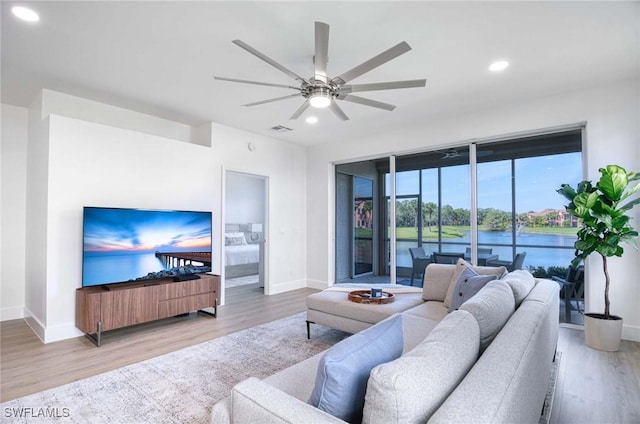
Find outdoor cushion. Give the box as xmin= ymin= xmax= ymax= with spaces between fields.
xmin=448 ymin=270 xmax=498 ymax=312
xmin=308 ymin=314 xmax=404 ymax=423
xmin=362 ymin=310 xmax=480 ymax=424
xmin=460 ymin=280 xmax=515 ymax=352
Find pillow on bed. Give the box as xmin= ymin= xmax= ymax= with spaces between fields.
xmin=225 ymin=232 xmax=247 ymax=246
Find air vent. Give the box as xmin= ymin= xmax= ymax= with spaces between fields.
xmin=270 ymin=125 xmax=293 ymax=133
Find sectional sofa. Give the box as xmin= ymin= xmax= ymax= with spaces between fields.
xmin=211 ymin=261 xmax=560 ymax=423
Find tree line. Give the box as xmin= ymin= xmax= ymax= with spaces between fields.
xmin=395 ymin=199 xmax=556 ymax=231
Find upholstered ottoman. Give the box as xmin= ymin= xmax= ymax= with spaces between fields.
xmin=306 ymin=286 xmax=424 ymax=337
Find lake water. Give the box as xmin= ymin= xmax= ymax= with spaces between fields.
xmin=396 ymin=230 xmax=577 ymax=269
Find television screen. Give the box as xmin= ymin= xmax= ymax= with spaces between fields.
xmin=82 ymin=207 xmax=212 ymax=287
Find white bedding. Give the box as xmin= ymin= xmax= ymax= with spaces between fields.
xmin=225 ymin=244 xmax=259 ymax=266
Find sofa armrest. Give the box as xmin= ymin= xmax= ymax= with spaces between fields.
xmin=230 ymin=377 xmax=347 ymax=424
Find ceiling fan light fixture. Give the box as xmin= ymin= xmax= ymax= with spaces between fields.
xmin=12 ymin=6 xmax=40 ymax=22
xmin=489 ymin=60 xmax=509 ymax=72
xmin=309 ymin=92 xmax=331 ymax=108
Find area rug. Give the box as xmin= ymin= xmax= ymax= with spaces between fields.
xmin=0 ymin=313 xmax=347 ymax=424
xmin=539 ymin=351 xmax=562 ymax=424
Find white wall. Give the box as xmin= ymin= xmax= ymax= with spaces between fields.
xmin=214 ymin=124 xmax=307 ymax=296
xmin=0 ymin=104 xmax=28 ymax=321
xmin=1 ymin=90 xmax=307 ymax=343
xmin=306 ymin=78 xmax=640 ymax=341
xmin=225 ymin=172 xmax=266 ymax=225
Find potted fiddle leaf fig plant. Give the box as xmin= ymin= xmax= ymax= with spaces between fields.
xmin=557 ymin=165 xmax=640 ymax=351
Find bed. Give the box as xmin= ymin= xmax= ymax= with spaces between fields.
xmin=224 ymin=224 xmax=260 ymax=278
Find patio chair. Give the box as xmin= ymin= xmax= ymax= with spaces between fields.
xmin=409 ymin=247 xmax=431 ymax=287
xmin=486 ymin=251 xmax=527 ymax=271
xmin=552 ymin=265 xmax=584 ymax=322
xmin=465 ymin=247 xmax=493 ymax=255
xmin=432 ymin=252 xmax=465 ymax=264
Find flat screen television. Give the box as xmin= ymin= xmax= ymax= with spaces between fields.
xmin=82 ymin=207 xmax=212 ymax=287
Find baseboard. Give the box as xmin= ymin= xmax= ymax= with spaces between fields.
xmin=306 ymin=279 xmax=331 ymax=290
xmin=0 ymin=306 xmax=25 ymax=321
xmin=43 ymin=323 xmax=84 ymax=344
xmin=22 ymin=308 xmax=83 ymax=344
xmin=23 ymin=307 xmax=45 ymax=343
xmin=622 ymin=323 xmax=640 ymax=343
xmin=267 ymin=279 xmax=306 ymax=295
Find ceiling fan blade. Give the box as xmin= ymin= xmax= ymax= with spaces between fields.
xmin=242 ymin=93 xmax=301 ymax=107
xmin=314 ymin=22 xmax=330 ymax=83
xmin=289 ymin=100 xmax=310 ymax=120
xmin=329 ymin=101 xmax=349 ymax=121
xmin=339 ymin=79 xmax=426 ymax=94
xmin=232 ymin=40 xmax=308 ymax=83
xmin=331 ymin=41 xmax=412 ymax=85
xmin=340 ymin=95 xmax=396 ymax=111
xmin=215 ymin=76 xmax=300 ymax=90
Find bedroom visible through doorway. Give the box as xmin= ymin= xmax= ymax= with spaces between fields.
xmin=224 ymin=171 xmax=267 ymax=294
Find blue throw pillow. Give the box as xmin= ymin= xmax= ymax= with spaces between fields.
xmin=448 ymin=267 xmax=497 ymax=312
xmin=308 ymin=314 xmax=404 ymax=423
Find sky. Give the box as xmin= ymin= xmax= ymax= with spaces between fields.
xmin=83 ymin=208 xmax=212 ymax=254
xmin=390 ymin=152 xmax=582 ymax=213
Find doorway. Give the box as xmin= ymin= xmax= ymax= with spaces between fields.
xmin=224 ymin=171 xmax=267 ymax=294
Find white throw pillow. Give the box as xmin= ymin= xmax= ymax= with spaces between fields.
xmin=502 ymin=270 xmax=536 ymax=306
xmin=224 ymin=232 xmax=247 ymax=246
xmin=362 ymin=310 xmax=480 ymax=424
xmin=460 ymin=280 xmax=515 ymax=352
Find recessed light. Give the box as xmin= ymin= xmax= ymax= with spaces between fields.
xmin=12 ymin=6 xmax=40 ymax=22
xmin=489 ymin=60 xmax=509 ymax=72
xmin=306 ymin=116 xmax=318 ymax=124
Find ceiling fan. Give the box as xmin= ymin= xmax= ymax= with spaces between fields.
xmin=214 ymin=21 xmax=426 ymax=121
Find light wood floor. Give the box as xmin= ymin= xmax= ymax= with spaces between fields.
xmin=1 ymin=284 xmax=639 ymax=424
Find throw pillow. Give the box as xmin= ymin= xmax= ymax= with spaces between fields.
xmin=224 ymin=232 xmax=247 ymax=246
xmin=308 ymin=314 xmax=404 ymax=423
xmin=448 ymin=272 xmax=498 ymax=312
xmin=362 ymin=310 xmax=480 ymax=424
xmin=443 ymin=258 xmax=507 ymax=308
xmin=460 ymin=280 xmax=515 ymax=352
xmin=443 ymin=258 xmax=474 ymax=308
xmin=502 ymin=270 xmax=536 ymax=306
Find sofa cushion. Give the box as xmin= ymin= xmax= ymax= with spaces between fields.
xmin=460 ymin=280 xmax=515 ymax=352
xmin=422 ymin=264 xmax=457 ymax=301
xmin=308 ymin=314 xmax=404 ymax=423
xmin=443 ymin=259 xmax=507 ymax=308
xmin=448 ymin=270 xmax=498 ymax=312
xmin=502 ymin=270 xmax=536 ymax=306
xmin=362 ymin=310 xmax=480 ymax=424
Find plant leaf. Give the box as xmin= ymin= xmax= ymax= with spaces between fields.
xmin=598 ymin=168 xmax=627 ymax=201
xmin=620 ymin=196 xmax=640 ymax=212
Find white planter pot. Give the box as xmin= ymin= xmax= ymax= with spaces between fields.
xmin=584 ymin=313 xmax=623 ymax=352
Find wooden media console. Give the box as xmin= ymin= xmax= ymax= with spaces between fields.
xmin=76 ymin=273 xmax=220 ymax=346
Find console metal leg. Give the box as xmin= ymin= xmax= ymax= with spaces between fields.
xmin=86 ymin=320 xmax=102 ymax=347
xmin=198 ymin=298 xmax=217 ymax=318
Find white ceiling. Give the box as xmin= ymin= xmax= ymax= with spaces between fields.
xmin=2 ymin=1 xmax=638 ymax=146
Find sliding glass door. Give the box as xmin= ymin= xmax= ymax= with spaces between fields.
xmin=354 ymin=176 xmax=374 ymax=276
xmin=335 ymin=129 xmax=584 ymax=326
